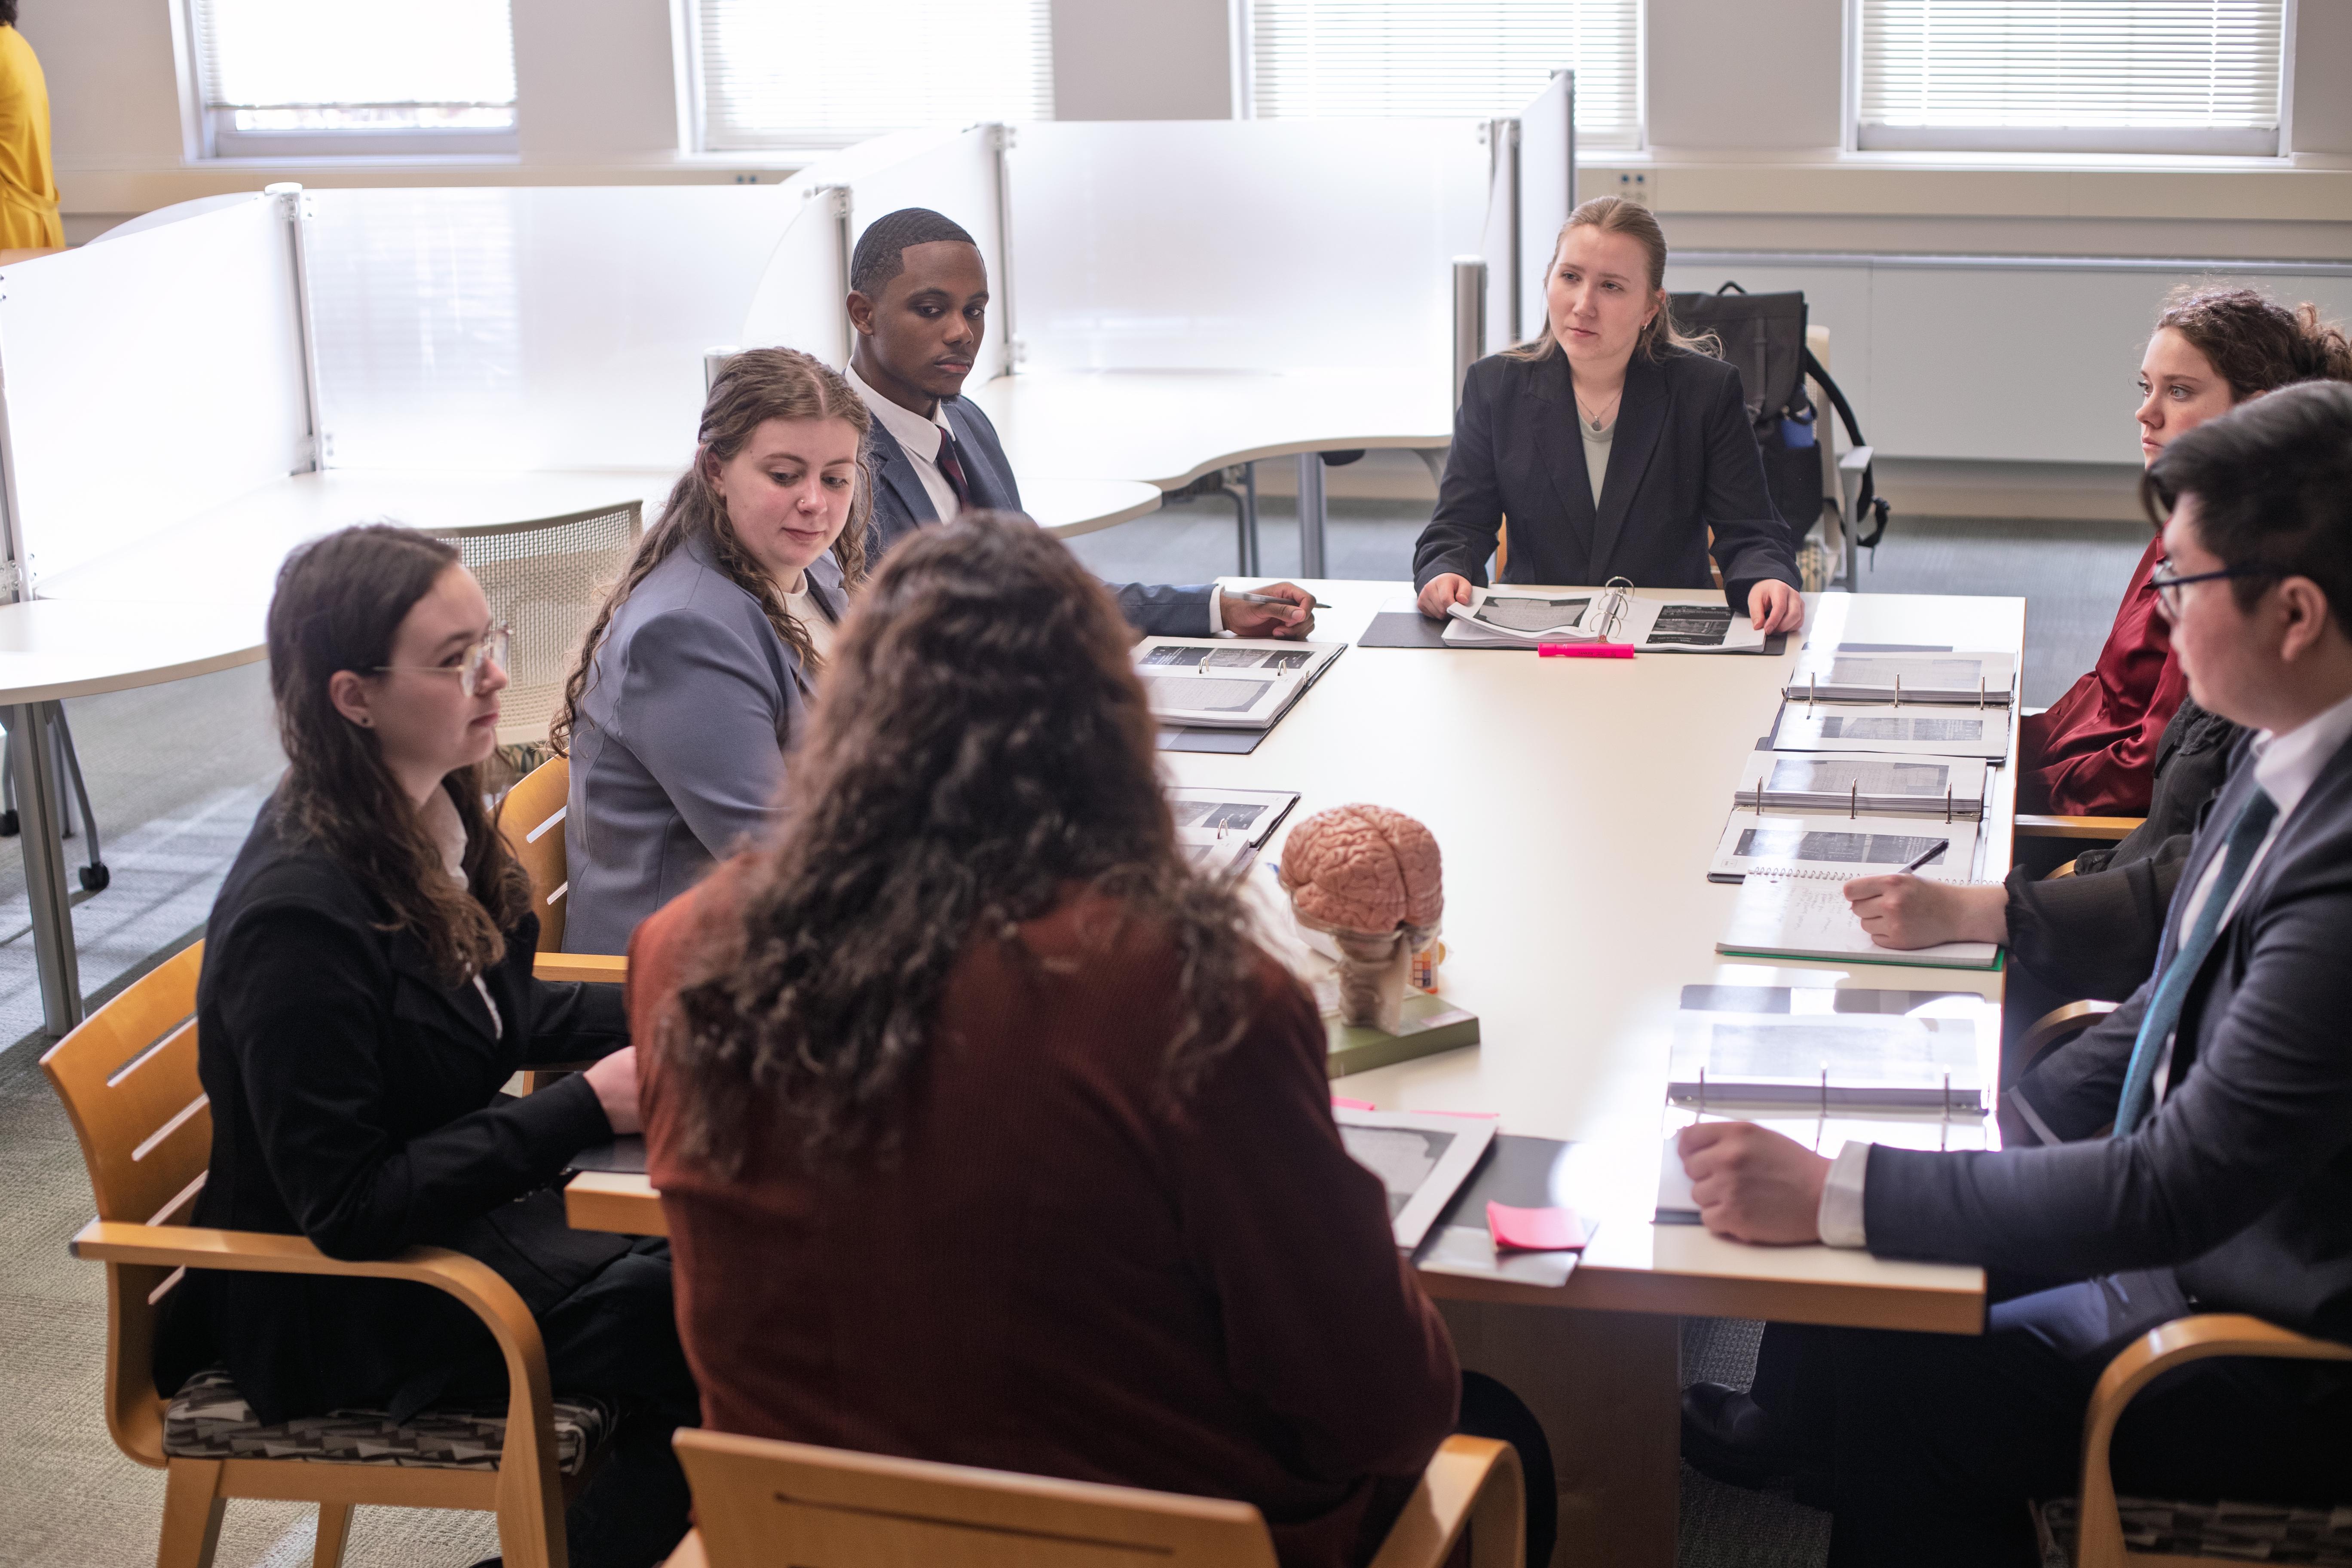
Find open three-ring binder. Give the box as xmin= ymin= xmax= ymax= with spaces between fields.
xmin=1442 ymin=579 xmax=1771 ymax=653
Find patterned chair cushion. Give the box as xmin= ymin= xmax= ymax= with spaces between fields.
xmin=162 ymin=1369 xmax=615 ymax=1474
xmin=2040 ymin=1495 xmax=2352 ymax=1565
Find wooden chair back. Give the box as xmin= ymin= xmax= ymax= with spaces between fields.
xmin=674 ymin=1430 xmax=1281 ymax=1568
xmin=39 ymin=942 xmax=209 ymax=1468
xmin=41 ymin=941 xmax=209 ymax=1230
xmin=499 ymin=755 xmax=571 ymax=954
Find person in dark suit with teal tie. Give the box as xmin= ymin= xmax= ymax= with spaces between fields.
xmin=842 ymin=207 xmax=1318 ymax=640
xmin=1675 ymin=381 xmax=2352 ymax=1566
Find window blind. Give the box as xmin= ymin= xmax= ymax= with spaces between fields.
xmin=695 ymin=0 xmax=1053 ymax=152
xmin=1248 ymin=0 xmax=1641 ymax=148
xmin=1858 ymin=0 xmax=2284 ymax=154
xmin=191 ymin=0 xmax=516 ymax=132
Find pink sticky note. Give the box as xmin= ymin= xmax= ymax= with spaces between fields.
xmin=1538 ymin=643 xmax=1635 ymax=659
xmin=1330 ymin=1096 xmax=1377 ymax=1111
xmin=1425 ymin=1107 xmax=1501 ymax=1120
xmin=1487 ymin=1201 xmax=1591 ymax=1252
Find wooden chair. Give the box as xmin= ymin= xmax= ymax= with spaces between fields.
xmin=40 ymin=940 xmax=612 ymax=1568
xmin=2039 ymin=1315 xmax=2352 ymax=1566
xmin=663 ymin=1429 xmax=1524 ymax=1568
xmin=496 ymin=754 xmax=625 ymax=987
xmin=2017 ymin=815 xmax=2144 ymax=843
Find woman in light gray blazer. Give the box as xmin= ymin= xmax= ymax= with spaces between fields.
xmin=556 ymin=348 xmax=871 ymax=954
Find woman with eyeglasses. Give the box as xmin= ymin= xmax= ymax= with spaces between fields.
xmin=554 ymin=347 xmax=868 ymax=957
xmin=156 ymin=524 xmax=696 ymax=1568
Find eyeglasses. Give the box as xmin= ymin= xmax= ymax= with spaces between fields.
xmin=2147 ymin=559 xmax=2276 ymax=618
xmin=374 ymin=625 xmax=510 ymax=697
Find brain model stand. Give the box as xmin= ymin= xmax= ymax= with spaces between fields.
xmin=1276 ymin=804 xmax=1442 ymax=1035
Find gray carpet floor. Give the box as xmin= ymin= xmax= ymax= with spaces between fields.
xmin=0 ymin=504 xmax=2149 ymax=1567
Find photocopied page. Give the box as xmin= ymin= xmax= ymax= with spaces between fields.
xmin=1772 ymin=701 xmax=2012 ymax=759
xmin=1785 ymin=648 xmax=2019 ymax=705
xmin=1166 ymin=787 xmax=1300 ymax=847
xmin=1666 ymin=1011 xmax=1987 ymax=1112
xmin=1133 ymin=637 xmax=1346 ymax=730
xmin=1708 ymin=812 xmax=1979 ymax=883
xmin=1733 ymin=750 xmax=1988 ymax=817
xmin=1625 ymin=599 xmax=1770 ymax=654
xmin=1442 ymin=589 xmax=1596 ymax=644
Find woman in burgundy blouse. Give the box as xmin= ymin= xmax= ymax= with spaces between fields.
xmin=2020 ymin=287 xmax=2352 ymax=815
xmin=628 ymin=512 xmax=1552 ymax=1568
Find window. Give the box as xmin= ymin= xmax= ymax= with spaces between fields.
xmin=190 ymin=0 xmax=518 ymax=157
xmin=1246 ymin=0 xmax=1642 ymax=149
xmin=1856 ymin=0 xmax=2285 ymax=156
xmin=692 ymin=0 xmax=1054 ymax=153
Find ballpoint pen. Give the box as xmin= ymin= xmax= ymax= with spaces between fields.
xmin=1226 ymin=590 xmax=1334 ymax=611
xmin=1897 ymin=839 xmax=1951 ymax=875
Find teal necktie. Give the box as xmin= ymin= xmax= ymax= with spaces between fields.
xmin=2113 ymin=787 xmax=2279 ymax=1136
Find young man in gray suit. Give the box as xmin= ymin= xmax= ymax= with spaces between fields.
xmin=842 ymin=207 xmax=1318 ymax=640
xmin=1678 ymin=381 xmax=2352 ymax=1566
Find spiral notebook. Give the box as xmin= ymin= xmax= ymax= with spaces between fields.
xmin=1715 ymin=871 xmax=2003 ymax=970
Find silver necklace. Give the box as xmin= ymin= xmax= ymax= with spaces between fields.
xmin=1574 ymin=390 xmax=1620 ymax=432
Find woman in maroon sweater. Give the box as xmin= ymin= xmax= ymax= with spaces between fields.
xmin=629 ymin=512 xmax=1548 ymax=1568
xmin=2020 ymin=286 xmax=2352 ymax=815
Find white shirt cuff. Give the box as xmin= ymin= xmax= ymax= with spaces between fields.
xmin=1818 ymin=1142 xmax=1871 ymax=1248
xmin=1207 ymin=585 xmax=1224 ymax=635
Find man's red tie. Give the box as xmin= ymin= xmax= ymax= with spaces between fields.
xmin=935 ymin=427 xmax=975 ymax=514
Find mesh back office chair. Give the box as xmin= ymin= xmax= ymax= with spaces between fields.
xmin=423 ymin=502 xmax=643 ymax=750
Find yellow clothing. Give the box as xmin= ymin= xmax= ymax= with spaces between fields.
xmin=0 ymin=24 xmax=61 ymax=250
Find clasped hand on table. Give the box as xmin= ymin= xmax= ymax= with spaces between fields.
xmin=1415 ymin=573 xmax=1806 ymax=635
xmin=1219 ymin=582 xmax=1318 ymax=639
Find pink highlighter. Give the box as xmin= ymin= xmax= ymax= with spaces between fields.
xmin=1538 ymin=642 xmax=1635 ymax=659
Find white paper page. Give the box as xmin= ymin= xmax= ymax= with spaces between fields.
xmin=1667 ymin=1013 xmax=1983 ymax=1110
xmin=1773 ymin=702 xmax=2012 ymax=759
xmin=1786 ymin=648 xmax=2018 ymax=703
xmin=1709 ymin=812 xmax=1978 ymax=882
xmin=1443 ymin=589 xmax=1596 ymax=643
xmin=1134 ymin=638 xmax=1343 ymax=728
xmin=1167 ymin=787 xmax=1298 ymax=846
xmin=1658 ymin=1105 xmax=1995 ymax=1221
xmin=1734 ymin=750 xmax=1988 ymax=814
xmin=1624 ymin=599 xmax=1770 ymax=654
xmin=1716 ymin=876 xmax=2001 ymax=969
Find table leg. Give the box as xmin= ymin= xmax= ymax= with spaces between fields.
xmin=6 ymin=701 xmax=83 ymax=1035
xmin=1240 ymin=462 xmax=1261 ymax=577
xmin=1295 ymin=452 xmax=1327 ymax=579
xmin=1437 ymin=1299 xmax=1680 ymax=1568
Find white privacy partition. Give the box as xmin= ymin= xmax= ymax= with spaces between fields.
xmin=1006 ymin=119 xmax=1490 ymax=374
xmin=306 ymin=185 xmax=797 ymax=471
xmin=0 ymin=192 xmax=309 ymax=591
xmin=736 ymin=125 xmax=1010 ymax=373
xmin=1516 ymin=71 xmax=1576 ymax=349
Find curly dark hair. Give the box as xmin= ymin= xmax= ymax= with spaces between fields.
xmin=659 ymin=511 xmax=1259 ymax=1174
xmin=2157 ymin=285 xmax=2352 ymax=402
xmin=552 ymin=346 xmax=870 ymax=754
xmin=266 ymin=525 xmax=532 ymax=983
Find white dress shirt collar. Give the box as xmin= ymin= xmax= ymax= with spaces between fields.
xmin=844 ymin=361 xmax=949 ymax=466
xmin=2248 ymin=686 xmax=2352 ymax=823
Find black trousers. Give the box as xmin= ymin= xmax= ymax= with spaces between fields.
xmin=1458 ymin=1370 xmax=1556 ymax=1568
xmin=447 ymin=1237 xmax=699 ymax=1568
xmin=1749 ymin=1274 xmax=2352 ymax=1568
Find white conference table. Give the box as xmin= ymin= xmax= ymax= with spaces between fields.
xmin=567 ymin=579 xmax=2024 ymax=1568
xmin=4 ymin=466 xmax=1161 ymax=1035
xmin=971 ymin=368 xmax=1455 ymax=572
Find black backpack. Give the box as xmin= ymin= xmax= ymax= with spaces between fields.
xmin=1666 ymin=283 xmax=1890 ymax=561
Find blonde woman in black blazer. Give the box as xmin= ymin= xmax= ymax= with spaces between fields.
xmin=1415 ymin=197 xmax=1804 ymax=633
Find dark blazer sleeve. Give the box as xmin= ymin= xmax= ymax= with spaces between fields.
xmin=1110 ymin=581 xmax=1215 ymax=637
xmin=1865 ymin=861 xmax=2352 ymax=1281
xmin=619 ymin=604 xmax=790 ymax=861
xmin=214 ymin=902 xmax=614 ymax=1261
xmin=1697 ymin=364 xmax=1800 ymax=609
xmin=2002 ymin=838 xmax=2190 ymax=1004
xmin=1170 ymin=961 xmax=1459 ymax=1481
xmin=1413 ymin=360 xmax=1505 ymax=592
xmin=519 ymin=971 xmax=628 ymax=1067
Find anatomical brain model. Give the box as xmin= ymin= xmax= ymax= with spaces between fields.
xmin=1276 ymin=803 xmax=1442 ymax=1033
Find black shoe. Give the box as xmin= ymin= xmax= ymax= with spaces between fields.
xmin=1681 ymin=1381 xmax=1788 ymax=1491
